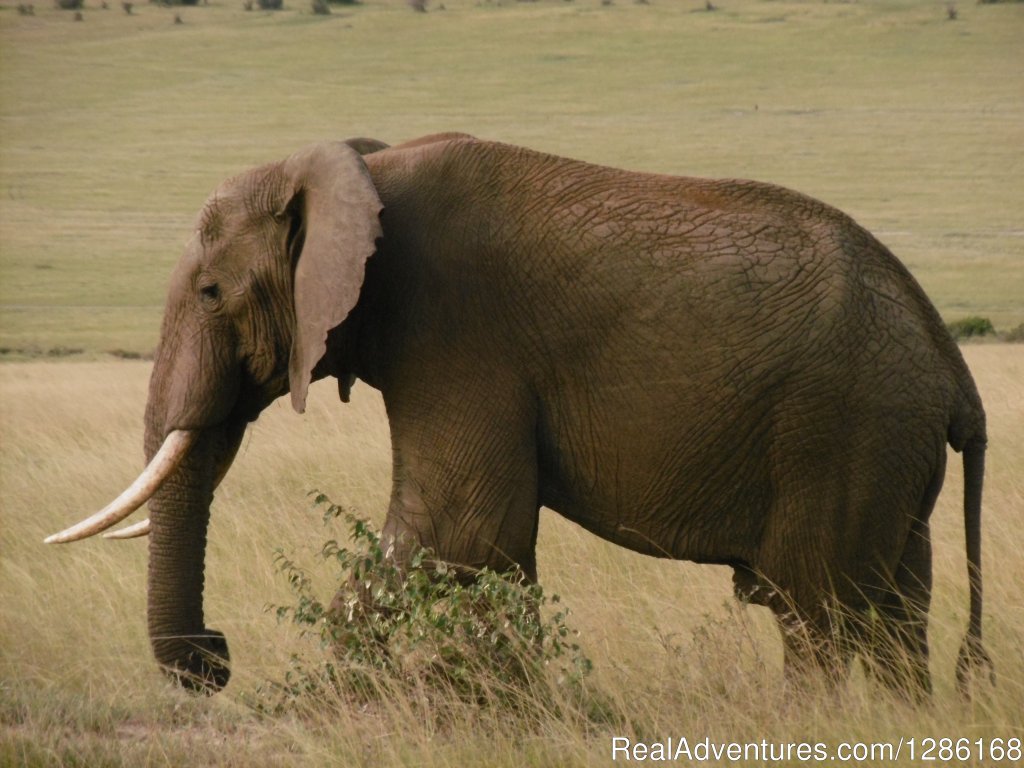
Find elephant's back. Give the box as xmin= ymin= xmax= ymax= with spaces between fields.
xmin=376 ymin=137 xmax=983 ymax=450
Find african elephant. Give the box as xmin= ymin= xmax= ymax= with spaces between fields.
xmin=48 ymin=133 xmax=992 ymax=698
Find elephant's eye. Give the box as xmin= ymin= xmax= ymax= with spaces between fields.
xmin=199 ymin=283 xmax=221 ymax=305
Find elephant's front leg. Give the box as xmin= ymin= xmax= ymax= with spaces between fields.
xmin=380 ymin=377 xmax=542 ymax=582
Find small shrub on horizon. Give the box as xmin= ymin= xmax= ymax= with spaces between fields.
xmin=946 ymin=315 xmax=995 ymax=340
xmin=252 ymin=492 xmax=593 ymax=718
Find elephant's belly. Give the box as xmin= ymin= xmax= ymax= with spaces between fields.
xmin=534 ymin=367 xmax=777 ymax=562
xmin=537 ymin=451 xmax=770 ymax=563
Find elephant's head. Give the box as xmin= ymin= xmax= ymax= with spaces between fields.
xmin=46 ymin=140 xmax=384 ymax=692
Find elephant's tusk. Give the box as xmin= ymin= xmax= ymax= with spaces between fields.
xmin=44 ymin=430 xmax=197 ymax=544
xmin=99 ymin=449 xmax=232 ymax=542
xmin=103 ymin=518 xmax=151 ymax=540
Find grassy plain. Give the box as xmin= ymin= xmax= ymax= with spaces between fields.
xmin=2 ymin=0 xmax=1023 ymax=765
xmin=2 ymin=350 xmax=1024 ymax=766
xmin=1 ymin=0 xmax=1022 ymax=356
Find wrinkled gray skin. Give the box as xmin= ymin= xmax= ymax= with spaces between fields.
xmin=138 ymin=133 xmax=990 ymax=697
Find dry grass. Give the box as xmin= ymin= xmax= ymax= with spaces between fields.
xmin=2 ymin=346 xmax=1022 ymax=765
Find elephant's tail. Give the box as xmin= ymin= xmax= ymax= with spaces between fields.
xmin=954 ymin=436 xmax=994 ymax=697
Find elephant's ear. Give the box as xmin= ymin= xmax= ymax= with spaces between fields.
xmin=344 ymin=136 xmax=390 ymax=156
xmin=280 ymin=141 xmax=383 ymax=414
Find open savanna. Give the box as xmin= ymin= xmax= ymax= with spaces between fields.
xmin=1 ymin=0 xmax=1022 ymax=357
xmin=2 ymin=0 xmax=1023 ymax=765
xmin=1 ymin=349 xmax=1023 ymax=766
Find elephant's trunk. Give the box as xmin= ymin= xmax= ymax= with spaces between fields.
xmin=144 ymin=423 xmax=236 ymax=693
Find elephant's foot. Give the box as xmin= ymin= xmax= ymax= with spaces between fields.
xmin=852 ymin=614 xmax=933 ymax=702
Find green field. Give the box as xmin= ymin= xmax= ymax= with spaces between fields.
xmin=2 ymin=0 xmax=1023 ymax=356
xmin=2 ymin=0 xmax=1024 ymax=765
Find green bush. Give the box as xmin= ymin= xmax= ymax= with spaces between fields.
xmin=946 ymin=315 xmax=995 ymax=340
xmin=254 ymin=492 xmax=592 ymax=715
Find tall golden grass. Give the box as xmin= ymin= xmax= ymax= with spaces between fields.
xmin=1 ymin=345 xmax=1022 ymax=765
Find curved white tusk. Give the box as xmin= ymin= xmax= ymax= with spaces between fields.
xmin=101 ymin=444 xmax=235 ymax=541
xmin=44 ymin=430 xmax=197 ymax=544
xmin=102 ymin=518 xmax=151 ymax=540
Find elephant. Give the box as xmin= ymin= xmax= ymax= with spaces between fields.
xmin=48 ymin=133 xmax=992 ymax=699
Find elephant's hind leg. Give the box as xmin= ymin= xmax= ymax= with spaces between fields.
xmin=757 ymin=405 xmax=941 ymax=694
xmin=862 ymin=461 xmax=940 ymax=699
xmin=845 ymin=451 xmax=943 ymax=701
xmin=733 ymin=563 xmax=852 ymax=688
xmin=860 ymin=516 xmax=933 ymax=700
xmin=770 ymin=596 xmax=856 ymax=693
